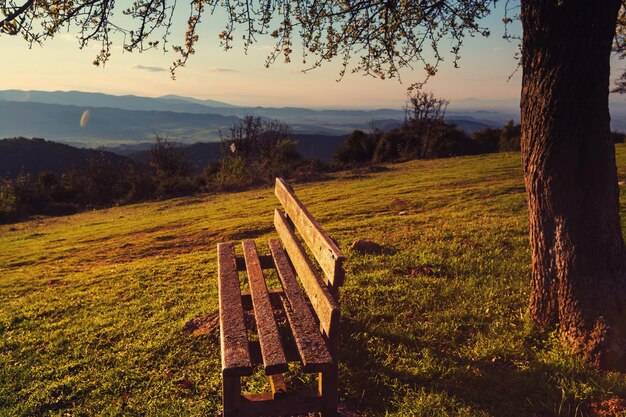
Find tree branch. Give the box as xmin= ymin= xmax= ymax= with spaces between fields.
xmin=0 ymin=0 xmax=34 ymax=26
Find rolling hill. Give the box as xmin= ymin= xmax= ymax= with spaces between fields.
xmin=2 ymin=149 xmax=626 ymax=415
xmin=0 ymin=137 xmax=137 ymax=178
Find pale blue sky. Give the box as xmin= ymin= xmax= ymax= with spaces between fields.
xmin=1 ymin=3 xmax=621 ymax=109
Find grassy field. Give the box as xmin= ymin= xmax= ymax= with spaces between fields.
xmin=2 ymin=148 xmax=626 ymax=416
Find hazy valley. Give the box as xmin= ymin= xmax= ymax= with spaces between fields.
xmin=0 ymin=89 xmax=522 ymax=149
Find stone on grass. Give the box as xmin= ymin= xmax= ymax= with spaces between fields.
xmin=350 ymin=239 xmax=383 ymax=254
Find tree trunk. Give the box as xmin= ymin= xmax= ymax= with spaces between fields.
xmin=521 ymin=0 xmax=626 ymax=368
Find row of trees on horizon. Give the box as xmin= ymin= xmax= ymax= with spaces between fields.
xmin=2 ymin=91 xmax=624 ymax=224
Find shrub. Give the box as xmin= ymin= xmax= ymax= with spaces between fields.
xmin=293 ymin=158 xmax=328 ymax=182
xmin=257 ymin=138 xmax=301 ymax=182
xmin=0 ymin=179 xmax=17 ymax=223
xmin=333 ymin=130 xmax=377 ymax=166
xmin=212 ymin=116 xmax=301 ymax=187
xmin=214 ymin=155 xmax=255 ymax=190
xmin=471 ymin=127 xmax=502 ymax=153
xmin=154 ymin=175 xmax=198 ymax=198
xmin=373 ymin=129 xmax=404 ymax=163
xmin=427 ymin=123 xmax=473 ymax=158
xmin=499 ymin=120 xmax=522 ymax=152
xmin=150 ymin=135 xmax=189 ymax=177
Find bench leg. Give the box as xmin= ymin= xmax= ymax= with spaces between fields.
xmin=318 ymin=364 xmax=338 ymax=417
xmin=222 ymin=374 xmax=242 ymax=417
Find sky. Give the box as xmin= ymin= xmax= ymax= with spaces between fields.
xmin=0 ymin=3 xmax=622 ymax=109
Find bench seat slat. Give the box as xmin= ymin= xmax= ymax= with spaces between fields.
xmin=242 ymin=240 xmax=288 ymax=375
xmin=218 ymin=243 xmax=253 ymax=377
xmin=274 ymin=209 xmax=340 ymax=337
xmin=269 ymin=238 xmax=333 ymax=372
xmin=275 ymin=178 xmax=345 ymax=286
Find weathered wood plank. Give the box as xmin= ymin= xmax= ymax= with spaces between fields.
xmin=269 ymin=238 xmax=333 ymax=372
xmin=272 ymin=211 xmax=340 ymax=337
xmin=242 ymin=390 xmax=322 ymax=416
xmin=242 ymin=240 xmax=288 ymax=375
xmin=218 ymin=242 xmax=253 ymax=377
xmin=275 ymin=178 xmax=346 ymax=286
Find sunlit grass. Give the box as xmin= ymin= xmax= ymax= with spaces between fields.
xmin=2 ymin=148 xmax=626 ymax=416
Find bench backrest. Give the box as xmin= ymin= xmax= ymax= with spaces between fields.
xmin=273 ymin=178 xmax=345 ymax=346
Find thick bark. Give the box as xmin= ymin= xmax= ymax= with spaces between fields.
xmin=521 ymin=0 xmax=626 ymax=368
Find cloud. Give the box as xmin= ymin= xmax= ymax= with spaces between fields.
xmin=207 ymin=67 xmax=239 ymax=73
xmin=133 ymin=65 xmax=168 ymax=72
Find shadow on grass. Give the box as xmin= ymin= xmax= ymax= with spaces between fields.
xmin=338 ymin=318 xmax=592 ymax=417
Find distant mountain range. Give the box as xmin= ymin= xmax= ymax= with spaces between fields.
xmin=0 ymin=90 xmax=236 ymax=113
xmin=0 ymin=90 xmax=512 ymax=148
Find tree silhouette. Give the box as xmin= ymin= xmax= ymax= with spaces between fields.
xmin=403 ymin=90 xmax=449 ymax=158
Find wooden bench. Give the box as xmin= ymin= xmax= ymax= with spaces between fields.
xmin=217 ymin=178 xmax=346 ymax=417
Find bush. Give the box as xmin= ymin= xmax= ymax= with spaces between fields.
xmin=214 ymin=155 xmax=255 ymax=190
xmin=0 ymin=179 xmax=17 ymax=223
xmin=257 ymin=138 xmax=301 ymax=182
xmin=499 ymin=120 xmax=521 ymax=152
xmin=0 ymin=173 xmax=51 ymax=222
xmin=334 ymin=130 xmax=377 ymax=166
xmin=471 ymin=127 xmax=502 ymax=154
xmin=427 ymin=124 xmax=473 ymax=158
xmin=150 ymin=135 xmax=189 ymax=177
xmin=211 ymin=116 xmax=302 ymax=188
xmin=293 ymin=158 xmax=328 ymax=182
xmin=373 ymin=129 xmax=404 ymax=163
xmin=154 ymin=175 xmax=198 ymax=198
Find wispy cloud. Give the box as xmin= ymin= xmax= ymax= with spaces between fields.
xmin=133 ymin=65 xmax=168 ymax=73
xmin=207 ymin=67 xmax=239 ymax=73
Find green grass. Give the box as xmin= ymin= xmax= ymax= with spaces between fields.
xmin=2 ymin=148 xmax=626 ymax=416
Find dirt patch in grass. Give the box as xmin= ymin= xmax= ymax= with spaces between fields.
xmin=84 ymin=229 xmax=222 ymax=267
xmin=182 ymin=312 xmax=219 ymax=336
